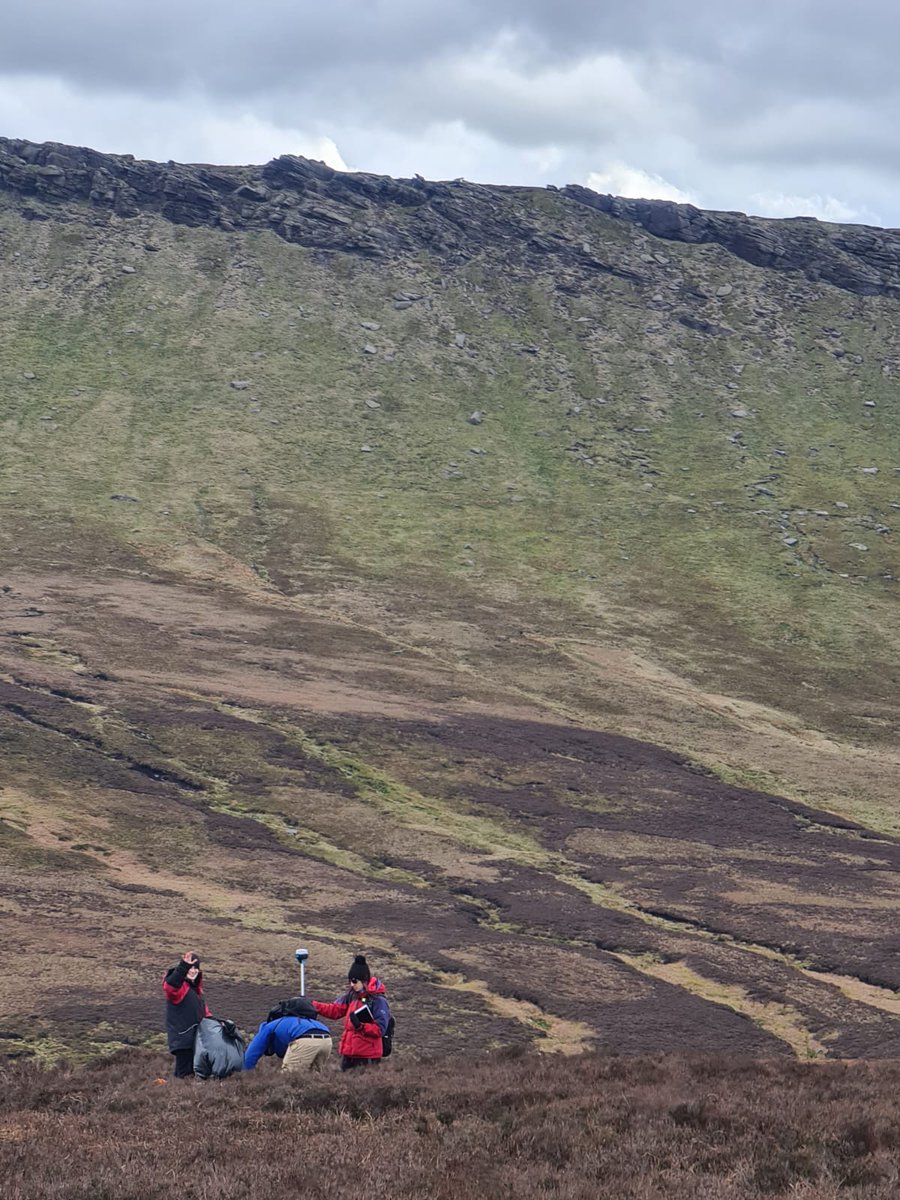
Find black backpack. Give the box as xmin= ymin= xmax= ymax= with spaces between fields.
xmin=381 ymin=1011 xmax=395 ymax=1058
xmin=267 ymin=995 xmax=319 ymax=1022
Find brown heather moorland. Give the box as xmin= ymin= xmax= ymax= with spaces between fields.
xmin=4 ymin=1051 xmax=900 ymax=1199
xmin=3 ymin=568 xmax=900 ymax=1068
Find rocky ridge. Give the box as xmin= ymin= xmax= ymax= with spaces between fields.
xmin=3 ymin=135 xmax=900 ymax=296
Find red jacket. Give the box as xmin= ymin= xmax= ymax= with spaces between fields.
xmin=313 ymin=977 xmax=388 ymax=1060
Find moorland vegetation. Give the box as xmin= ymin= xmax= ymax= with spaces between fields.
xmin=4 ymin=1050 xmax=900 ymax=1199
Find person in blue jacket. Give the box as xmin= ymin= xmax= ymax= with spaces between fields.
xmin=243 ymin=1013 xmax=333 ymax=1073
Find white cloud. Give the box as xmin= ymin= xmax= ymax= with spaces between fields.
xmin=421 ymin=40 xmax=663 ymax=147
xmin=748 ymin=190 xmax=881 ymax=225
xmin=523 ymin=144 xmax=565 ymax=176
xmin=159 ymin=112 xmax=349 ymax=170
xmin=586 ymin=163 xmax=695 ymax=203
xmin=0 ymin=76 xmax=348 ymax=169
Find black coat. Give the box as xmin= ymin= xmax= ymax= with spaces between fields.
xmin=163 ymin=960 xmax=209 ymax=1051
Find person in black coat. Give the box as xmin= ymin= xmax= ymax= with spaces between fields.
xmin=162 ymin=951 xmax=210 ymax=1077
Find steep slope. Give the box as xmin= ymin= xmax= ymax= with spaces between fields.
xmin=0 ymin=140 xmax=898 ymax=1064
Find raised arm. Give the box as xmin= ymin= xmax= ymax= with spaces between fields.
xmin=162 ymin=952 xmax=200 ymax=1004
xmin=313 ymin=994 xmax=351 ymax=1021
xmin=162 ymin=959 xmax=190 ymax=1003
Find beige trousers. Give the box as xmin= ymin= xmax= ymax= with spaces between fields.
xmin=282 ymin=1035 xmax=333 ymax=1073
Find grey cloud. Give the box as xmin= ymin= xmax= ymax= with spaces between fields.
xmin=6 ymin=1 xmax=900 ymax=104
xmin=3 ymin=1 xmax=503 ymax=92
xmin=4 ymin=0 xmax=900 ymax=221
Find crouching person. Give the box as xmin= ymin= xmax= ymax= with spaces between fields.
xmin=243 ymin=1006 xmax=332 ymax=1074
xmin=193 ymin=1018 xmax=246 ymax=1080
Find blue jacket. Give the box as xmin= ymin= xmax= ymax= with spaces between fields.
xmin=243 ymin=1015 xmax=330 ymax=1070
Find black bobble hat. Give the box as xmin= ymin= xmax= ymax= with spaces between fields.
xmin=348 ymin=954 xmax=370 ymax=983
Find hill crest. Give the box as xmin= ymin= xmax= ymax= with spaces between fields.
xmin=2 ymin=135 xmax=900 ymax=296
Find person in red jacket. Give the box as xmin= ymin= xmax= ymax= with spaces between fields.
xmin=313 ymin=954 xmax=390 ymax=1072
xmin=162 ymin=950 xmax=211 ymax=1078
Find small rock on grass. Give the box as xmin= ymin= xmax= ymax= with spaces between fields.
xmin=849 ymin=543 xmax=869 ymax=551
xmin=230 ymin=380 xmax=250 ymax=390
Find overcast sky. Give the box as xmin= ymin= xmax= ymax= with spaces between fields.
xmin=2 ymin=1 xmax=898 ymax=225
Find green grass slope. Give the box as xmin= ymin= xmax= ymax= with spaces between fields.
xmin=1 ymin=191 xmax=897 ymax=729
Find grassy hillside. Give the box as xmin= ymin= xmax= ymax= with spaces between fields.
xmin=1 ymin=166 xmax=899 ymax=1065
xmin=2 ymin=193 xmax=898 ymax=725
